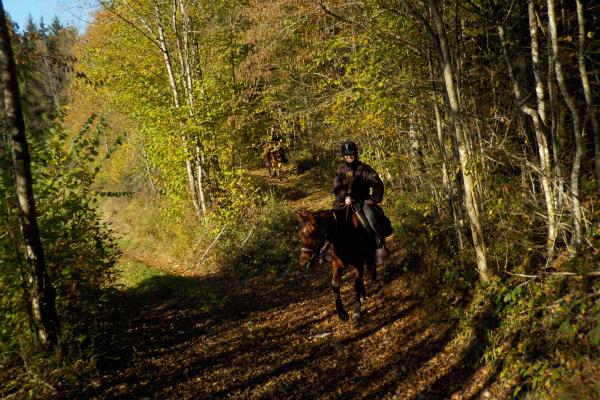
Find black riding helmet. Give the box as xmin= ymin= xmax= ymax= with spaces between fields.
xmin=341 ymin=140 xmax=358 ymax=155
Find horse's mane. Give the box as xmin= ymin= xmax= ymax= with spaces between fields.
xmin=296 ymin=208 xmax=358 ymax=232
xmin=314 ymin=208 xmax=362 ymax=232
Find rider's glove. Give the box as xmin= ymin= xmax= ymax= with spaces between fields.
xmin=345 ymin=196 xmax=352 ymax=206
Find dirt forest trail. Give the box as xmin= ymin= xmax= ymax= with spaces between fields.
xmin=86 ymin=167 xmax=497 ymax=400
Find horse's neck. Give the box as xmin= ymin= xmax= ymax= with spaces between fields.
xmin=316 ymin=209 xmax=348 ymax=241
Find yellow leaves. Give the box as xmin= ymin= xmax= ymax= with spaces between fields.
xmin=561 ymin=32 xmax=595 ymax=41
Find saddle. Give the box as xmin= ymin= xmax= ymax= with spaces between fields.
xmin=351 ymin=203 xmax=393 ymax=248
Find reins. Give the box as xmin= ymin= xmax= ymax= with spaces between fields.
xmin=301 ymin=247 xmax=315 ymax=255
xmin=301 ymin=223 xmax=328 ymax=264
xmin=300 ymin=210 xmax=342 ymax=266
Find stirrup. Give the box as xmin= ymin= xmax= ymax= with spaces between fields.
xmin=375 ymin=246 xmax=390 ymax=266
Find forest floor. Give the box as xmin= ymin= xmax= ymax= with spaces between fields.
xmin=77 ymin=166 xmax=501 ymax=400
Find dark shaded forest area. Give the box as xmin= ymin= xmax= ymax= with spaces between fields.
xmin=1 ymin=0 xmax=599 ymax=398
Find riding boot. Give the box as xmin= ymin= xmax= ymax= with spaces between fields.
xmin=375 ymin=245 xmax=390 ymax=267
xmin=363 ymin=203 xmax=393 ymax=240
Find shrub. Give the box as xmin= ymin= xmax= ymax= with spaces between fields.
xmin=0 ymin=116 xmax=120 ymax=395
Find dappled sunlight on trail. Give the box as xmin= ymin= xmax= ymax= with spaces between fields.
xmin=81 ymin=257 xmax=495 ymax=399
xmin=79 ymin=167 xmax=497 ymax=400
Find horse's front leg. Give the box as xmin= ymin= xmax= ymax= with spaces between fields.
xmin=366 ymin=256 xmax=377 ymax=282
xmin=353 ymin=267 xmax=366 ymax=321
xmin=331 ymin=260 xmax=348 ymax=321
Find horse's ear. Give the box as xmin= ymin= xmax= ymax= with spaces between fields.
xmin=294 ymin=210 xmax=307 ymax=224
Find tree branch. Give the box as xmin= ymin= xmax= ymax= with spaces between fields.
xmin=505 ymin=270 xmax=600 ymax=278
xmin=97 ymin=0 xmax=162 ymax=50
xmin=318 ymin=0 xmax=422 ymax=54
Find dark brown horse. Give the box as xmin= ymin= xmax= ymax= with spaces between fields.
xmin=266 ymin=147 xmax=287 ymax=178
xmin=295 ymin=208 xmax=377 ymax=321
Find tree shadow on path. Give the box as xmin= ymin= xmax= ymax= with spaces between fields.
xmin=80 ymin=175 xmax=496 ymax=399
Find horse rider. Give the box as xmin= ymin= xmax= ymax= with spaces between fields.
xmin=333 ymin=140 xmax=392 ymax=265
xmin=263 ymin=127 xmax=288 ymax=160
xmin=270 ymin=126 xmax=282 ymax=143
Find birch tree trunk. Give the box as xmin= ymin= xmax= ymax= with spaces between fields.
xmin=576 ymin=0 xmax=600 ymax=194
xmin=428 ymin=0 xmax=488 ymax=280
xmin=547 ymin=41 xmax=565 ymax=209
xmin=194 ymin=136 xmax=207 ymax=222
xmin=172 ymin=0 xmax=193 ymax=112
xmin=529 ymin=1 xmax=558 ymax=255
xmin=140 ymin=135 xmax=157 ymax=195
xmin=428 ymin=52 xmax=464 ymax=249
xmin=171 ymin=0 xmax=210 ymax=217
xmin=110 ymin=0 xmax=203 ymax=216
xmin=0 ymin=0 xmax=59 ymax=349
xmin=153 ymin=3 xmax=203 ymax=219
xmin=548 ymin=0 xmax=585 ymax=249
xmin=498 ymin=9 xmax=557 ymax=257
xmin=434 ymin=101 xmax=464 ymax=249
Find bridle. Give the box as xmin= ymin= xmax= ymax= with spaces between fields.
xmin=300 ymin=225 xmax=328 ymax=268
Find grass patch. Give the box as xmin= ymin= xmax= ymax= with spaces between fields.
xmin=116 ymin=259 xmax=167 ymax=288
xmin=99 ymin=195 xmax=202 ymax=267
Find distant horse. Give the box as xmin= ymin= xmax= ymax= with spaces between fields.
xmin=266 ymin=147 xmax=288 ymax=178
xmin=295 ymin=208 xmax=377 ymax=321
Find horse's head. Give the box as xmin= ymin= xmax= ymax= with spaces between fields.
xmin=294 ymin=210 xmax=326 ymax=270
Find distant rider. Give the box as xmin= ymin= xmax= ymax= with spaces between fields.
xmin=264 ymin=127 xmax=287 ymax=162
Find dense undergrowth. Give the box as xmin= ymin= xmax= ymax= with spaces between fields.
xmin=393 ymin=189 xmax=600 ymax=399
xmin=0 ymin=118 xmax=122 ymax=399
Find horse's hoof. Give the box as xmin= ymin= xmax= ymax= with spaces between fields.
xmin=353 ymin=301 xmax=362 ymax=321
xmin=337 ymin=309 xmax=349 ymax=321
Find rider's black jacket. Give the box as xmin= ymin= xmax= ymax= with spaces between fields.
xmin=332 ymin=160 xmax=383 ymax=208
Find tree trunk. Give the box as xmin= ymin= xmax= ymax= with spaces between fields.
xmin=529 ymin=0 xmax=557 ymax=255
xmin=0 ymin=0 xmax=59 ymax=349
xmin=408 ymin=113 xmax=425 ymax=175
xmin=185 ymin=152 xmax=202 ymax=217
xmin=178 ymin=0 xmax=195 ymax=110
xmin=548 ymin=0 xmax=585 ymax=249
xmin=576 ymin=0 xmax=600 ymax=194
xmin=140 ymin=135 xmax=157 ymax=195
xmin=434 ymin=101 xmax=464 ymax=249
xmin=428 ymin=51 xmax=464 ymax=249
xmin=498 ymin=10 xmax=557 ymax=257
xmin=172 ymin=0 xmax=194 ymax=112
xmin=194 ymin=136 xmax=207 ymax=222
xmin=428 ymin=0 xmax=488 ymax=280
xmin=547 ymin=41 xmax=565 ymax=210
xmin=530 ymin=1 xmax=547 ymax=126
xmin=155 ymin=3 xmax=180 ymax=109
xmin=154 ymin=3 xmax=204 ymax=219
